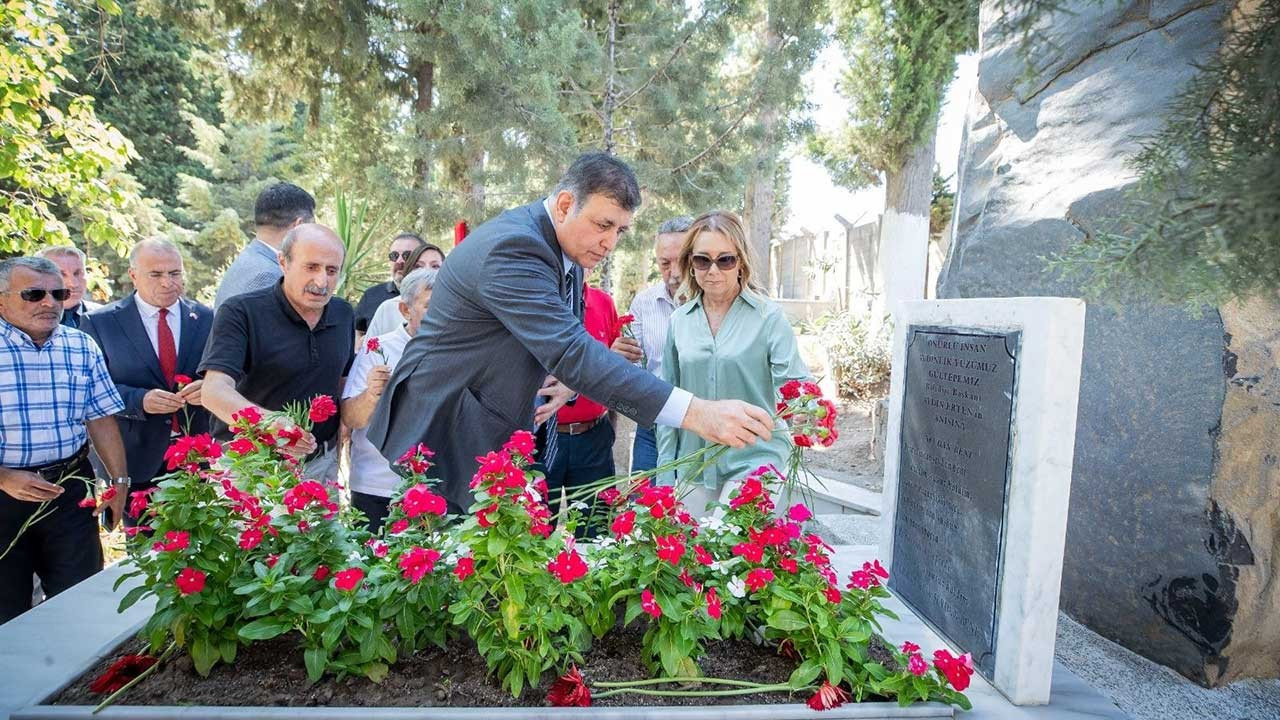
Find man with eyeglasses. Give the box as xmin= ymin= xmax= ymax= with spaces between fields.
xmin=353 ymin=232 xmax=428 ymax=336
xmin=0 ymin=256 xmax=130 ymax=625
xmin=83 ymin=240 xmax=214 ymax=527
xmin=34 ymin=246 xmax=101 ymax=330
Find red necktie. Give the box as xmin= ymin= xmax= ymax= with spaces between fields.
xmin=157 ymin=308 xmax=178 ymax=432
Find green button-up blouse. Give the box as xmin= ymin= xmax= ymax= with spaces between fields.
xmin=657 ymin=289 xmax=810 ymax=488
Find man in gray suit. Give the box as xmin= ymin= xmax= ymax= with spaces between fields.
xmin=368 ymin=153 xmax=773 ymax=512
xmin=213 ymin=183 xmax=315 ymax=309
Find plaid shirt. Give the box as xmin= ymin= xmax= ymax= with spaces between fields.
xmin=0 ymin=317 xmax=124 ymax=467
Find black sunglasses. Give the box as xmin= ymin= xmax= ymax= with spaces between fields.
xmin=16 ymin=288 xmax=71 ymax=303
xmin=690 ymin=254 xmax=739 ymax=272
xmin=388 ymin=250 xmax=417 ymax=262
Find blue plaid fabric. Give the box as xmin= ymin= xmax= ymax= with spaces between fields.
xmin=0 ymin=317 xmax=124 ymax=467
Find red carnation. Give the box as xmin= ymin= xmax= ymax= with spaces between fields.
xmin=313 ymin=565 xmax=331 ymax=582
xmin=128 ymin=488 xmax=156 ymax=519
xmin=173 ymin=374 xmax=192 ymax=389
xmin=402 ymin=484 xmax=447 ymax=518
xmin=174 ymin=567 xmax=205 ymax=595
xmin=693 ymin=544 xmax=715 ymax=566
xmin=824 ymin=584 xmax=843 ymax=603
xmin=88 ymin=654 xmax=158 ymax=694
xmin=613 ymin=313 xmax=635 ymax=335
xmin=390 ymin=518 xmax=410 ymax=534
xmin=454 ymin=556 xmax=475 ymax=581
xmin=228 ymin=438 xmax=255 ymax=456
xmin=807 ymin=680 xmax=850 ymax=710
xmin=501 ymin=430 xmax=537 ymax=461
xmin=77 ymin=496 xmax=96 ymax=508
xmin=231 ymin=406 xmax=262 ymax=426
xmin=334 ymin=567 xmax=365 ymax=592
xmin=156 ymin=530 xmax=189 ymax=552
xmin=366 ymin=337 xmax=381 ymax=353
xmin=547 ymin=664 xmax=591 ymax=707
xmin=308 ymin=395 xmax=337 ymax=424
xmin=238 ymin=528 xmax=263 ymax=551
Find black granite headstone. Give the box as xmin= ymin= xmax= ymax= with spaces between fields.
xmin=889 ymin=326 xmax=1019 ymax=679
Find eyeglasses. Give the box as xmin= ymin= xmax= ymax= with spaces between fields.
xmin=690 ymin=254 xmax=739 ymax=272
xmin=13 ymin=288 xmax=71 ymax=303
xmin=388 ymin=250 xmax=416 ymax=262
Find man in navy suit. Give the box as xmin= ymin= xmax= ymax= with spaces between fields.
xmin=368 ymin=153 xmax=774 ymax=512
xmin=84 ymin=239 xmax=213 ymax=526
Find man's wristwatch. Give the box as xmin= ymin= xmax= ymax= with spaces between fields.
xmin=111 ymin=476 xmax=132 ymax=488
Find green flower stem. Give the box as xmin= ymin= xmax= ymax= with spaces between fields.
xmin=593 ymin=676 xmax=779 ymax=689
xmin=594 ymin=682 xmax=795 ymax=699
xmin=92 ymin=640 xmax=177 ymax=714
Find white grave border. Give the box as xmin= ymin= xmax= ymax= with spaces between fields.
xmin=879 ymin=297 xmax=1086 ymax=706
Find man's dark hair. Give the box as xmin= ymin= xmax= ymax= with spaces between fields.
xmin=552 ymin=153 xmax=642 ymax=213
xmin=254 ymin=182 xmax=316 ymax=228
xmin=391 ymin=232 xmax=425 ymax=247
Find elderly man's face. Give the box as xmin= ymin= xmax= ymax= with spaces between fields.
xmin=47 ymin=253 xmax=87 ymax=309
xmin=551 ymin=192 xmax=633 ymax=271
xmin=400 ymin=287 xmax=433 ymax=336
xmin=281 ymin=230 xmax=344 ymax=314
xmin=655 ymin=233 xmax=683 ymax=298
xmin=129 ymin=247 xmax=186 ymax=309
xmin=388 ymin=237 xmax=421 ymax=284
xmin=0 ymin=267 xmax=65 ymax=341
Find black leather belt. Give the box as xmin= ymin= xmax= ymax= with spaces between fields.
xmin=22 ymin=444 xmax=90 ymax=482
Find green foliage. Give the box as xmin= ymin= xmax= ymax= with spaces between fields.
xmin=61 ymin=0 xmax=224 ymax=212
xmin=812 ymin=0 xmax=977 ymax=189
xmin=930 ymin=169 xmax=955 ymax=238
xmin=1050 ymin=0 xmax=1280 ymax=306
xmin=818 ymin=311 xmax=891 ymax=400
xmin=171 ymin=116 xmax=309 ymax=301
xmin=0 ymin=0 xmax=149 ymax=258
xmin=332 ymin=192 xmax=386 ymax=303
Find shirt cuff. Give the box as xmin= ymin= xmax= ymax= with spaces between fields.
xmin=655 ymin=387 xmax=693 ymax=428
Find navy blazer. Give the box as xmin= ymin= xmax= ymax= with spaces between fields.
xmin=367 ymin=200 xmax=671 ymax=511
xmin=84 ymin=294 xmax=214 ymax=486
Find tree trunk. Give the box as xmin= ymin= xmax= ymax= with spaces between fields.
xmin=743 ymin=19 xmax=781 ymax=294
xmin=411 ymin=59 xmax=435 ymax=223
xmin=876 ymin=121 xmax=936 ymax=324
xmin=598 ymin=0 xmax=621 ymax=293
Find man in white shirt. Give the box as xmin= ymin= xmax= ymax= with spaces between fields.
xmin=340 ymin=267 xmax=436 ymax=532
xmin=612 ymin=216 xmax=690 ymax=472
xmin=83 ymin=239 xmax=214 ymax=525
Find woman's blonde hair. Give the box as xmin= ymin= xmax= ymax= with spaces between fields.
xmin=678 ymin=210 xmax=764 ymax=300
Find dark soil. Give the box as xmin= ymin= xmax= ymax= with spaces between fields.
xmin=52 ymin=624 xmax=825 ymax=708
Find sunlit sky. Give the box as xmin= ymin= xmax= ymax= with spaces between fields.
xmin=782 ymin=51 xmax=979 ymax=235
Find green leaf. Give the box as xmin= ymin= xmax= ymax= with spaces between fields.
xmin=190 ymin=635 xmax=218 ymax=676
xmin=304 ymin=647 xmax=327 ymax=684
xmin=238 ymin=618 xmax=291 ymax=641
xmin=117 ymin=584 xmax=149 ymax=612
xmin=824 ymin=637 xmax=844 ymax=686
xmin=220 ymin=638 xmax=237 ymax=664
xmin=488 ymin=533 xmax=509 ymax=555
xmin=767 ymin=609 xmax=809 ymax=632
xmin=789 ymin=658 xmax=823 ymax=689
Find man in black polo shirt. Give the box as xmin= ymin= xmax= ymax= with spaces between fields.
xmin=199 ymin=224 xmax=354 ymax=475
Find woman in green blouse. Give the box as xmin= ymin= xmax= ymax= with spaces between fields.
xmin=657 ymin=211 xmax=810 ymax=515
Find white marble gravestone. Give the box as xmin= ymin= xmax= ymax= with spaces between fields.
xmin=880 ymin=297 xmax=1086 ymax=706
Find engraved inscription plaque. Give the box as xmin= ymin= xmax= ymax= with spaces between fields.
xmin=889 ymin=327 xmax=1019 ymax=679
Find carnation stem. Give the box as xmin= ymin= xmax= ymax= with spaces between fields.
xmin=92 ymin=640 xmax=176 ymax=714
xmin=593 ymin=676 xmax=776 ymax=689
xmin=594 ymin=682 xmax=794 ymax=699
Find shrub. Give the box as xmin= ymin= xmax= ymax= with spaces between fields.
xmin=819 ymin=310 xmax=891 ymax=399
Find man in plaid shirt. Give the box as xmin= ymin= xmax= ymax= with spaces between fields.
xmin=0 ymin=256 xmax=130 ymax=625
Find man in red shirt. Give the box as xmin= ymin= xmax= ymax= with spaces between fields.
xmin=544 ymin=282 xmax=620 ymax=530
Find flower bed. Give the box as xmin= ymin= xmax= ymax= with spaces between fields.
xmin=77 ymin=387 xmax=971 ymax=712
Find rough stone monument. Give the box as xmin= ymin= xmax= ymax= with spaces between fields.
xmin=881 ymin=297 xmax=1086 ymax=705
xmin=938 ymin=0 xmax=1280 ymax=685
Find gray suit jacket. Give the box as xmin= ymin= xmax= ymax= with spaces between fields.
xmin=367 ymin=201 xmax=671 ymax=511
xmin=214 ymin=240 xmax=281 ymax=310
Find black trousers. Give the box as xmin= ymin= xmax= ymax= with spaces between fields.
xmin=544 ymin=418 xmax=615 ymax=538
xmin=0 ymin=453 xmax=103 ymax=625
xmin=352 ymin=491 xmax=392 ymax=535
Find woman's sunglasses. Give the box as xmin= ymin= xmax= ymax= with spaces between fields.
xmin=14 ymin=288 xmax=71 ymax=303
xmin=690 ymin=254 xmax=739 ymax=272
